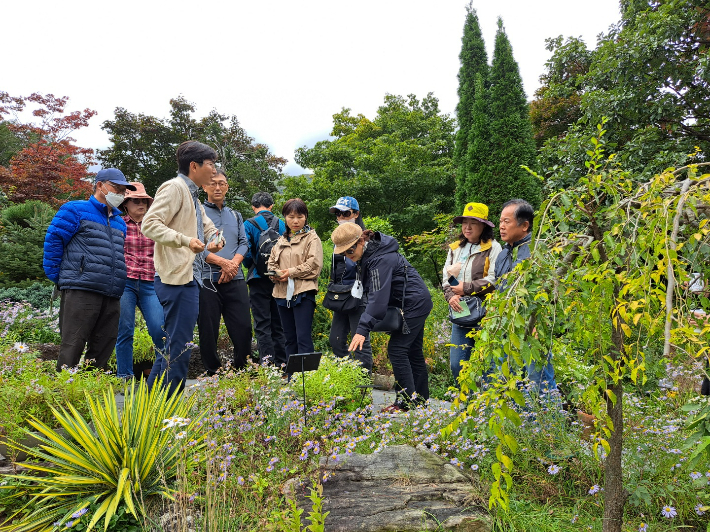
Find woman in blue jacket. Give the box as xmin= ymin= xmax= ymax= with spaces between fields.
xmin=332 ymin=223 xmax=433 ymax=412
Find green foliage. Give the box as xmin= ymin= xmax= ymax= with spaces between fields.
xmin=447 ymin=128 xmax=710 ymax=529
xmin=1 ymin=377 xmax=205 ymax=532
xmin=1 ymin=299 xmax=60 ymax=344
xmin=454 ymin=4 xmax=489 ymax=212
xmin=289 ymin=353 xmax=372 ymax=411
xmin=0 ymin=201 xmax=55 ymax=285
xmin=0 ymin=343 xmax=121 ymax=460
xmin=0 ymin=121 xmax=26 ymax=168
xmin=538 ymin=1 xmax=710 ymax=191
xmin=0 ymin=281 xmax=54 ymax=309
xmin=405 ymin=213 xmax=456 ymax=287
xmin=288 ymin=93 xmax=455 ymax=238
xmin=97 ymin=96 xmax=286 ymax=220
xmin=530 ymin=36 xmax=591 ymax=149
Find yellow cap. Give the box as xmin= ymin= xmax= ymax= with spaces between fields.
xmin=452 ymin=202 xmax=494 ymax=227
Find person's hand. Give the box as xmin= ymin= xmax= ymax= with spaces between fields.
xmin=218 ymin=259 xmax=238 ymax=283
xmin=349 ymin=334 xmax=366 ymax=352
xmin=448 ymin=294 xmax=463 ymax=312
xmin=189 ymin=238 xmax=205 ymax=253
xmin=206 ymin=238 xmax=224 ymax=253
xmin=219 ymin=270 xmax=235 ymax=284
xmin=451 ymin=284 xmax=465 ymax=296
xmin=274 ymin=269 xmax=290 ymax=281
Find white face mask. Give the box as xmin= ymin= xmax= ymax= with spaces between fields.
xmin=102 ymin=184 xmax=124 ymax=209
xmin=337 ymin=218 xmax=356 ymax=225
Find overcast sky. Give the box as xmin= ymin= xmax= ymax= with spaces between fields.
xmin=1 ymin=0 xmax=620 ymax=176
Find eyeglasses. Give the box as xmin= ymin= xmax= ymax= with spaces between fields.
xmin=336 ymin=210 xmax=353 ymax=218
xmin=345 ymin=243 xmax=358 ymax=255
xmin=207 ymin=181 xmax=228 ymax=189
xmin=128 ymin=198 xmax=149 ymax=204
xmin=104 ymin=182 xmax=127 ymax=194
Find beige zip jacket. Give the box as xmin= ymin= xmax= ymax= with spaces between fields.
xmin=141 ymin=176 xmax=218 ymax=285
xmin=268 ymin=228 xmax=323 ymax=299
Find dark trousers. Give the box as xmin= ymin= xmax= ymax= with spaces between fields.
xmin=277 ymin=298 xmax=316 ymax=357
xmin=57 ymin=289 xmax=120 ymax=371
xmin=148 ymin=277 xmax=199 ymax=396
xmin=388 ymin=312 xmax=430 ymax=405
xmin=248 ymin=277 xmax=287 ymax=367
xmin=329 ymin=306 xmax=373 ymax=371
xmin=198 ymin=279 xmax=251 ymax=374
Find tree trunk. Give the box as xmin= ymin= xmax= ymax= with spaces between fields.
xmin=602 ymin=309 xmax=629 ymax=532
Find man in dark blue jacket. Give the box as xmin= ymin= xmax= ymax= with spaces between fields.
xmin=43 ymin=169 xmax=136 ymax=371
xmin=495 ymin=198 xmax=556 ymax=393
xmin=243 ymin=192 xmax=287 ymax=367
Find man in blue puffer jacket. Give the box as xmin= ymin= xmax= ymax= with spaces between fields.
xmin=43 ymin=168 xmax=136 ymax=371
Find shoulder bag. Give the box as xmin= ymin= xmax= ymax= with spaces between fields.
xmin=449 ymin=295 xmax=486 ymax=328
xmin=372 ymin=261 xmax=410 ymax=334
xmin=322 ymin=255 xmax=362 ymax=313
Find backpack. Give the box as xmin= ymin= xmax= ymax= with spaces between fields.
xmin=246 ymin=215 xmax=282 ymax=277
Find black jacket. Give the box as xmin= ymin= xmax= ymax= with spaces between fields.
xmin=356 ymin=232 xmax=433 ymax=336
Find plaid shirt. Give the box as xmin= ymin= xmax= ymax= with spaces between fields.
xmin=122 ymin=215 xmax=155 ymax=281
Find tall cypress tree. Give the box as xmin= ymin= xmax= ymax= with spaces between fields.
xmin=469 ymin=18 xmax=540 ymax=218
xmin=454 ymin=3 xmax=489 ymax=211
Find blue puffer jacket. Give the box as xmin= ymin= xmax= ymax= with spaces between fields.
xmin=43 ymin=196 xmax=128 ymax=298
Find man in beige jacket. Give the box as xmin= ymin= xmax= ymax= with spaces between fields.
xmin=142 ymin=141 xmax=223 ymax=395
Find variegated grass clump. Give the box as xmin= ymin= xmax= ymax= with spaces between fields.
xmin=0 ymin=378 xmax=205 ymax=532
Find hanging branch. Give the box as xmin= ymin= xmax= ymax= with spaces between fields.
xmin=663 ymin=178 xmax=692 ymax=359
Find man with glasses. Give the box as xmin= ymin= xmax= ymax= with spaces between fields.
xmin=198 ymin=169 xmax=252 ymax=374
xmin=142 ymin=141 xmax=224 ymax=395
xmin=43 ymin=168 xmax=137 ymax=372
xmin=243 ymin=191 xmax=287 ymax=367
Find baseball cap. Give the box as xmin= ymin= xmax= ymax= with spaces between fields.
xmin=95 ymin=168 xmax=137 ymax=190
xmin=329 ymin=196 xmax=360 ymax=213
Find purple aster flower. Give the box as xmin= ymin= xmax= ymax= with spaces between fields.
xmin=639 ymin=523 xmax=647 ymax=532
xmin=588 ymin=484 xmax=600 ymax=495
xmin=547 ymin=464 xmax=560 ymax=475
xmin=690 ymin=471 xmax=702 ymax=480
xmin=661 ymin=505 xmax=677 ymax=518
xmin=695 ymin=504 xmax=706 ymax=516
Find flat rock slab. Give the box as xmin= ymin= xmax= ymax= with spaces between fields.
xmin=301 ymin=445 xmax=490 ymax=532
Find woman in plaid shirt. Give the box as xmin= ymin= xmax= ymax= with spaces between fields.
xmin=115 ymin=182 xmax=165 ymax=380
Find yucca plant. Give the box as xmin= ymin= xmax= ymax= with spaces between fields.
xmin=0 ymin=378 xmax=205 ymax=531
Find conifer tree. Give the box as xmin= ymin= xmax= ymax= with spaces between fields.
xmin=454 ymin=4 xmax=488 ymax=211
xmin=470 ymin=18 xmax=540 ymax=218
xmin=464 ymin=73 xmax=490 ymax=202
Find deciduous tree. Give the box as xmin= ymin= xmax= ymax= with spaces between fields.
xmin=0 ymin=92 xmax=95 ymax=207
xmin=98 ymin=96 xmax=286 ymax=216
xmin=288 ymin=93 xmax=455 ymax=238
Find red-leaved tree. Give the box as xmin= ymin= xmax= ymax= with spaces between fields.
xmin=0 ymin=92 xmax=96 ymax=207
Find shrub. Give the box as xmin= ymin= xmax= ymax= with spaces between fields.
xmin=289 ymin=353 xmax=371 ymax=411
xmin=0 ymin=281 xmax=54 ymax=306
xmin=0 ymin=201 xmax=55 ymax=285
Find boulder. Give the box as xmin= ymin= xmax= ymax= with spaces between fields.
xmin=293 ymin=445 xmax=490 ymax=532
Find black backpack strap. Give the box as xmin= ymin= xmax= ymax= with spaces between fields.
xmin=268 ymin=215 xmax=280 ymax=231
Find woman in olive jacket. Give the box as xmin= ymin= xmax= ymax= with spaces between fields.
xmin=268 ymin=198 xmax=323 ymax=357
